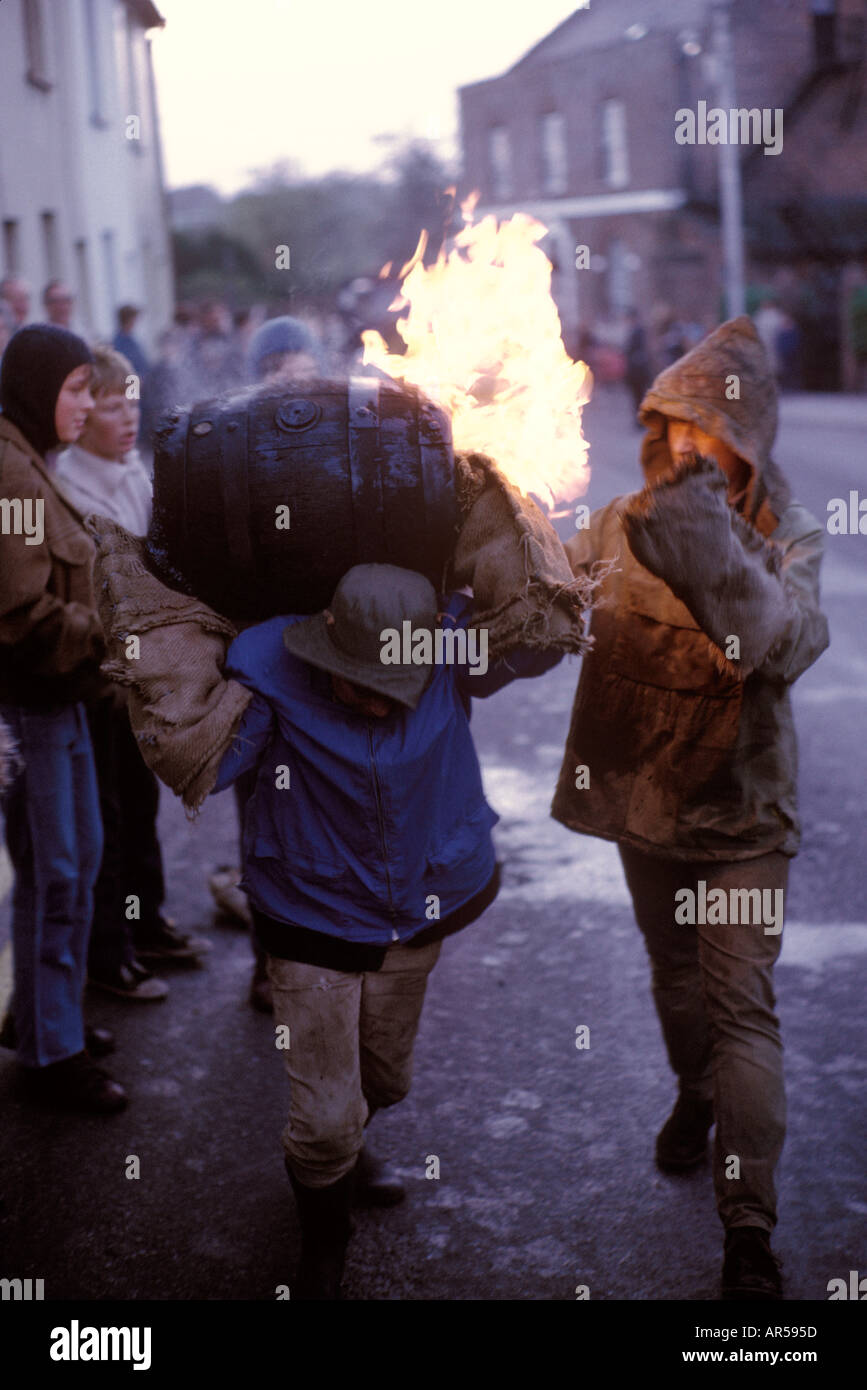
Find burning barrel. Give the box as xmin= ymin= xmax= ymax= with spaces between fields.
xmin=146 ymin=374 xmax=459 ymax=623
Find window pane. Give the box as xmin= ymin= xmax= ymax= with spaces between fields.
xmin=83 ymin=0 xmax=106 ymax=121
xmin=23 ymin=0 xmax=49 ymax=84
xmin=489 ymin=126 xmax=513 ymax=199
xmin=540 ymin=113 xmax=568 ymax=194
xmin=602 ymin=99 xmax=629 ymax=188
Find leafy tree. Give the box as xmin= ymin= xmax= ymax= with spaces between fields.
xmin=220 ymin=140 xmax=456 ymax=309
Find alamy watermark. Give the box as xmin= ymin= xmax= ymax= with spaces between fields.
xmin=674 ymin=881 xmax=784 ymax=935
xmin=0 ymin=497 xmax=44 ymax=545
xmin=380 ymin=622 xmax=489 ymax=676
xmin=49 ymin=1321 xmax=151 ymax=1371
xmin=1 ymin=1276 xmax=44 ymax=1300
xmin=675 ymin=101 xmax=783 ymax=156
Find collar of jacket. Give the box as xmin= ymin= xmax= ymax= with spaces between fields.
xmin=0 ymin=414 xmax=91 ymax=527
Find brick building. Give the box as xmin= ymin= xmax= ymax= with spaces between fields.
xmin=459 ymin=0 xmax=867 ymax=388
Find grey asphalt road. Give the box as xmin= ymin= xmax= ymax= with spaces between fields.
xmin=0 ymin=386 xmax=864 ymax=1302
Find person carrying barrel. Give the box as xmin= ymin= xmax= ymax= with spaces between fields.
xmin=88 ymin=370 xmax=593 ymax=1295
xmin=208 ymin=562 xmax=561 ymax=1298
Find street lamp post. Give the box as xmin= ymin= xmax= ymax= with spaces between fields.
xmin=712 ymin=0 xmax=747 ymax=317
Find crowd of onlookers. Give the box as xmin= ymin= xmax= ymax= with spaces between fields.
xmin=0 ymin=278 xmax=347 ymax=451
xmin=0 ymin=291 xmax=343 ymax=1114
xmin=572 ymin=277 xmax=867 ymax=406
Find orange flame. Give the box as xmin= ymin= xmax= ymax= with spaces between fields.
xmin=361 ymin=206 xmax=592 ymax=508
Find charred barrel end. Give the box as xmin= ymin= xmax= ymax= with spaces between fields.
xmin=146 ymin=406 xmax=200 ymax=599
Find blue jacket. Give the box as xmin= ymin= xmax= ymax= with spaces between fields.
xmin=213 ymin=594 xmax=560 ymax=947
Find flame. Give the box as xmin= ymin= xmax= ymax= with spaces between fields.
xmin=361 ymin=205 xmax=592 ymax=508
xmin=397 ymin=228 xmax=428 ymax=280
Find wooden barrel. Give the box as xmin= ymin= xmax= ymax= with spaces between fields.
xmin=146 ymin=374 xmax=459 ymax=621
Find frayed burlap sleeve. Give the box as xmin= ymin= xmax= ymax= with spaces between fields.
xmin=86 ymin=515 xmax=252 ymax=811
xmin=450 ymin=453 xmax=595 ymax=660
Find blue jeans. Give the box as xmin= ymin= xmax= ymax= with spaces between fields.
xmin=1 ymin=704 xmax=103 ymax=1067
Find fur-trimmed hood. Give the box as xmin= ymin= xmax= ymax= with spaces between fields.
xmin=638 ymin=315 xmax=790 ymax=534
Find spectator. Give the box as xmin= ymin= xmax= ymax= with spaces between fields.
xmin=246 ymin=315 xmax=323 ymax=385
xmin=0 ymin=276 xmax=31 ymax=329
xmin=42 ymin=280 xmax=76 ymax=330
xmin=624 ymin=308 xmax=652 ymax=424
xmin=113 ymin=304 xmax=151 ymax=382
xmin=0 ymin=301 xmax=14 ymax=363
xmin=848 ymin=281 xmax=867 ymax=392
xmin=139 ymin=328 xmax=190 ymax=447
xmin=56 ymin=345 xmax=211 ymax=1002
xmin=0 ymin=325 xmax=127 ymax=1113
xmin=753 ymin=297 xmax=788 ymax=381
xmin=188 ymin=299 xmax=243 ymax=396
xmin=208 ymin=314 xmax=327 ymax=1013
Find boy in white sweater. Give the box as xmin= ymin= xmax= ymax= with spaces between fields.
xmin=57 ymin=347 xmax=209 ymax=1000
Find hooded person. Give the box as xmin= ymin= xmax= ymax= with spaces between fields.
xmin=245 ymin=314 xmax=324 ymax=385
xmin=551 ymin=316 xmax=829 ymax=1300
xmin=0 ymin=324 xmax=127 ymax=1112
xmin=207 ymin=313 xmax=329 ymax=1010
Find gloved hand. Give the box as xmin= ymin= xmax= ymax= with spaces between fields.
xmin=622 ymin=454 xmax=735 ymax=588
xmin=622 ymin=454 xmax=791 ymax=676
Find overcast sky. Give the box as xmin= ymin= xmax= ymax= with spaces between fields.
xmin=151 ymin=0 xmax=578 ymax=193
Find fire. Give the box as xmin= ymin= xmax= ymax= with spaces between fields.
xmin=361 ymin=202 xmax=592 ymax=508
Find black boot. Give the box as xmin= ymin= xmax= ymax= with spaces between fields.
xmin=722 ymin=1227 xmax=782 ymax=1301
xmin=0 ymin=1007 xmax=17 ymax=1051
xmin=285 ymin=1158 xmax=354 ymax=1300
xmin=0 ymin=1011 xmax=115 ymax=1059
xmin=354 ymin=1144 xmax=405 ymax=1207
xmin=356 ymin=1101 xmax=405 ymax=1205
xmin=655 ymin=1094 xmax=714 ymax=1173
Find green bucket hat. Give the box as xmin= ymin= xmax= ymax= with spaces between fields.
xmin=283 ymin=564 xmax=439 ymax=710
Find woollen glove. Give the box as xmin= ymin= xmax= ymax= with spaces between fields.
xmin=621 ymin=455 xmax=799 ymax=678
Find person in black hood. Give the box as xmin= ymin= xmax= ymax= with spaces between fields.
xmin=1 ymin=323 xmax=93 ymax=454
xmin=0 ymin=325 xmax=128 ymax=1112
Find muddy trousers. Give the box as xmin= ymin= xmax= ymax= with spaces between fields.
xmin=267 ymin=940 xmax=442 ymax=1188
xmin=618 ymin=846 xmax=789 ymax=1233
